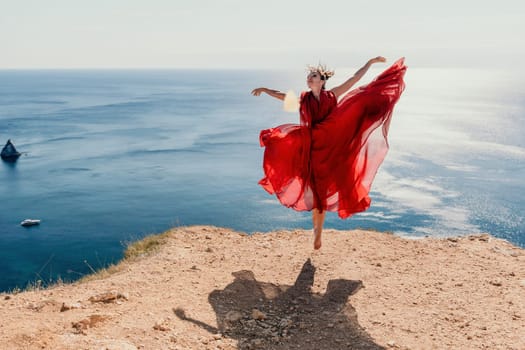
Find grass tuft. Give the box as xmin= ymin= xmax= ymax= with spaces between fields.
xmin=123 ymin=230 xmax=172 ymax=260
xmin=78 ymin=230 xmax=173 ymax=283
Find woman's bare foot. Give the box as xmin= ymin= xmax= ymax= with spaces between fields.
xmin=314 ymin=229 xmax=322 ymax=250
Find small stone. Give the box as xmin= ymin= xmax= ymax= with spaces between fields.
xmin=71 ymin=314 xmax=107 ymax=334
xmin=225 ymin=310 xmax=243 ymax=323
xmin=489 ymin=280 xmax=502 ymax=287
xmin=4 ymin=295 xmax=11 ymax=300
xmin=72 ymin=319 xmax=90 ymax=334
xmin=252 ymin=309 xmax=266 ymax=320
xmin=60 ymin=302 xmax=82 ymax=312
xmin=88 ymin=291 xmax=128 ymax=303
xmin=153 ymin=320 xmax=170 ymax=331
xmin=278 ymin=318 xmax=293 ymax=328
xmin=386 ymin=340 xmax=396 ymax=347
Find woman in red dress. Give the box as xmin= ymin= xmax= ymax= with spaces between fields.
xmin=252 ymin=57 xmax=406 ymax=249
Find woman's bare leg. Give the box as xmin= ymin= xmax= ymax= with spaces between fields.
xmin=312 ymin=209 xmax=326 ymax=250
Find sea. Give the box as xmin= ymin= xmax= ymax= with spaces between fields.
xmin=1 ymin=66 xmax=524 ymax=292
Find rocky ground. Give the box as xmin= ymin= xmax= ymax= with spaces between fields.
xmin=1 ymin=226 xmax=524 ymax=349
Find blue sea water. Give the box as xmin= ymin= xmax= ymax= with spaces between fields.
xmin=1 ymin=67 xmax=524 ymax=292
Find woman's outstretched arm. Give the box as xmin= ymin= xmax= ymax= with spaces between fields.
xmin=251 ymin=87 xmax=286 ymax=101
xmin=330 ymin=56 xmax=386 ymax=99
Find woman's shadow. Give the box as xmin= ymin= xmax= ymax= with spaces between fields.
xmin=175 ymin=259 xmax=385 ymax=349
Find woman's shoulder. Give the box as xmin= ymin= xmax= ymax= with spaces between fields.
xmin=323 ymin=90 xmax=336 ymax=99
xmin=321 ymin=90 xmax=337 ymax=104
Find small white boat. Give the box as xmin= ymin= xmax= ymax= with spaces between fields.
xmin=20 ymin=219 xmax=41 ymax=227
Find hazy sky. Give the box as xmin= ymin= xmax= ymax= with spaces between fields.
xmin=1 ymin=0 xmax=523 ymax=69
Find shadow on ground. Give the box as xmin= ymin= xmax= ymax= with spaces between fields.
xmin=175 ymin=258 xmax=384 ymax=349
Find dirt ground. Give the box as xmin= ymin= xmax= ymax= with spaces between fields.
xmin=1 ymin=226 xmax=524 ymax=350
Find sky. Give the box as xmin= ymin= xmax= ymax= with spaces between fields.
xmin=0 ymin=0 xmax=523 ymax=69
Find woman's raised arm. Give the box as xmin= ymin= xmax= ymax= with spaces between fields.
xmin=330 ymin=56 xmax=386 ymax=99
xmin=251 ymin=87 xmax=286 ymax=101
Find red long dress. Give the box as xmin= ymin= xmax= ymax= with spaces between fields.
xmin=259 ymin=58 xmax=407 ymax=219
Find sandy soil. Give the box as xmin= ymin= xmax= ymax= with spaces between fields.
xmin=0 ymin=226 xmax=524 ymax=350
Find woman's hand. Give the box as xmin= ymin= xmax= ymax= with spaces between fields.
xmin=369 ymin=56 xmax=386 ymax=64
xmin=331 ymin=57 xmax=386 ymax=99
xmin=251 ymin=88 xmax=267 ymax=96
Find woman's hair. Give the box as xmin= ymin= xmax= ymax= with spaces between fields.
xmin=307 ymin=63 xmax=334 ymax=89
xmin=307 ymin=63 xmax=334 ymax=80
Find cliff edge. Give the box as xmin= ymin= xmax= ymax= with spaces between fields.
xmin=1 ymin=226 xmax=524 ymax=349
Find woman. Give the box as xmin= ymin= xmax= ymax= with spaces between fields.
xmin=252 ymin=57 xmax=406 ymax=249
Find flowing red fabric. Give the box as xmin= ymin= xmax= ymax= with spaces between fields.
xmin=259 ymin=58 xmax=407 ymax=219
